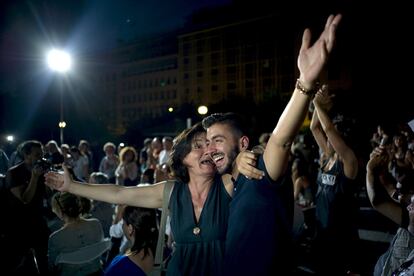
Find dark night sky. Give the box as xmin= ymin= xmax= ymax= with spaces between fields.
xmin=0 ymin=0 xmax=412 ymax=148
xmin=0 ymin=0 xmax=232 ymax=144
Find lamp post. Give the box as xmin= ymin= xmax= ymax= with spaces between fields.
xmin=47 ymin=49 xmax=71 ymax=145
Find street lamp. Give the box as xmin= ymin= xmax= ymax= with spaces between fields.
xmin=197 ymin=105 xmax=208 ymax=115
xmin=47 ymin=49 xmax=72 ymax=145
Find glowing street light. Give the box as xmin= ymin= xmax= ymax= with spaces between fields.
xmin=6 ymin=135 xmax=14 ymax=142
xmin=47 ymin=49 xmax=72 ymax=145
xmin=47 ymin=49 xmax=72 ymax=73
xmin=58 ymin=121 xmax=67 ymax=128
xmin=197 ymin=105 xmax=208 ymax=115
xmin=168 ymin=107 xmax=174 ymax=112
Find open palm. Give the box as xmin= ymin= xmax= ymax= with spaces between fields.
xmin=298 ymin=14 xmax=342 ymax=85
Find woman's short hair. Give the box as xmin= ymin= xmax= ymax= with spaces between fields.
xmin=169 ymin=123 xmax=206 ymax=183
xmin=119 ymin=146 xmax=138 ymax=163
xmin=103 ymin=142 xmax=116 ymax=152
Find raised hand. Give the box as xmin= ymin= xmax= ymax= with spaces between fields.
xmin=298 ymin=14 xmax=342 ymax=87
xmin=313 ymin=84 xmax=334 ymax=110
xmin=44 ymin=165 xmax=72 ymax=192
xmin=367 ymin=146 xmax=389 ymax=171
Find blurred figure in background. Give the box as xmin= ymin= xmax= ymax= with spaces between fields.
xmin=159 ymin=137 xmax=173 ymax=165
xmin=44 ymin=140 xmax=64 ymax=166
xmin=310 ymin=86 xmax=359 ymax=274
xmin=99 ymin=142 xmax=119 ymax=184
xmin=79 ymin=140 xmax=94 ymax=173
xmin=105 ymin=206 xmax=157 ymax=276
xmin=49 ymin=192 xmax=104 ymax=275
xmin=6 ymin=140 xmax=50 ymax=274
xmin=69 ymin=147 xmax=89 ymax=182
xmin=89 ymin=172 xmax=115 ymax=238
xmin=115 ymin=147 xmax=138 ymax=186
xmin=0 ymin=148 xmax=9 ymax=176
xmin=139 ymin=138 xmax=152 ymax=174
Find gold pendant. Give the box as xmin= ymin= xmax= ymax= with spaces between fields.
xmin=193 ymin=226 xmax=201 ymax=235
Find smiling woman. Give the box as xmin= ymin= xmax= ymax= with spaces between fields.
xmin=45 ymin=123 xmax=248 ymax=275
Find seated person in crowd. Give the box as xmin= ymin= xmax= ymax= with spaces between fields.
xmin=89 ymin=172 xmax=115 ymax=237
xmin=48 ymin=192 xmax=104 ymax=275
xmin=105 ymin=206 xmax=158 ymax=276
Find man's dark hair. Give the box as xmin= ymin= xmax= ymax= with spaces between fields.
xmin=20 ymin=140 xmax=43 ymax=156
xmin=201 ymin=112 xmax=248 ymax=139
xmin=169 ymin=123 xmax=205 ymax=183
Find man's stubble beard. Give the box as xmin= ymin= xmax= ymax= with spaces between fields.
xmin=218 ymin=145 xmax=240 ymax=175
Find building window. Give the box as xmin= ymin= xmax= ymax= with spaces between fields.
xmin=227 ymin=66 xmax=237 ymax=80
xmin=245 ymin=79 xmax=254 ymax=88
xmin=196 ymin=40 xmax=205 ymax=53
xmin=211 ymin=53 xmax=220 ymax=66
xmin=227 ymin=82 xmax=236 ymax=90
xmin=245 ymin=63 xmax=255 ymax=78
xmin=183 ymin=43 xmax=191 ymax=56
xmin=263 ymin=78 xmax=272 ymax=88
xmin=184 ymin=73 xmax=189 ymax=80
xmin=226 ymin=49 xmax=237 ymax=64
xmin=197 ymin=56 xmax=204 ymax=66
xmin=197 ymin=71 xmax=203 ymax=78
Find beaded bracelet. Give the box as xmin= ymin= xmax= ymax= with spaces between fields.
xmin=295 ymin=79 xmax=320 ymax=97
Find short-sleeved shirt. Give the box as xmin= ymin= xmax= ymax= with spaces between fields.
xmin=105 ymin=255 xmax=146 ymax=276
xmin=223 ymin=155 xmax=293 ymax=275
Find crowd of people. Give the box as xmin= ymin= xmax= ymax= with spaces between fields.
xmin=1 ymin=13 xmax=413 ymax=276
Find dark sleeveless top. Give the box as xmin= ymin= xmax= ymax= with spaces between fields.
xmin=315 ymin=159 xmax=358 ymax=238
xmin=167 ymin=175 xmax=231 ymax=276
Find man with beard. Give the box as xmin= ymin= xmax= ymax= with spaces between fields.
xmin=202 ymin=14 xmax=342 ymax=275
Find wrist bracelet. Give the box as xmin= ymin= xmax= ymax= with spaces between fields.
xmin=295 ymin=79 xmax=320 ymax=97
